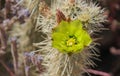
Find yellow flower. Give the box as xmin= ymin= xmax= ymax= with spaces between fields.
xmin=52 ymin=20 xmax=92 ymax=54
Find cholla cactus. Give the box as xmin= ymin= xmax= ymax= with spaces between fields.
xmin=24 ymin=0 xmax=106 ymax=76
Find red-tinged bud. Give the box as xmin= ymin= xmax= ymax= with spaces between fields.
xmin=67 ymin=17 xmax=71 ymax=22
xmin=70 ymin=0 xmax=75 ymax=4
xmin=56 ymin=9 xmax=66 ymax=24
xmin=39 ymin=1 xmax=51 ymax=18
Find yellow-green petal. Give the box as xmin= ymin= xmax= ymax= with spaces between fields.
xmin=52 ymin=20 xmax=92 ymax=54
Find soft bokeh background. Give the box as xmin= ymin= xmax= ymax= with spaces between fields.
xmin=0 ymin=0 xmax=120 ymax=76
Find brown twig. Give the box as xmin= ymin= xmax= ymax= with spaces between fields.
xmin=0 ymin=26 xmax=7 ymax=51
xmin=25 ymin=66 xmax=29 ymax=76
xmin=24 ymin=56 xmax=29 ymax=76
xmin=0 ymin=0 xmax=2 ymax=9
xmin=87 ymin=69 xmax=111 ymax=76
xmin=110 ymin=47 xmax=120 ymax=55
xmin=11 ymin=38 xmax=18 ymax=76
xmin=36 ymin=62 xmax=44 ymax=74
xmin=0 ymin=60 xmax=15 ymax=76
xmin=5 ymin=0 xmax=12 ymax=19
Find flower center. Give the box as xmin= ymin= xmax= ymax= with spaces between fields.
xmin=67 ymin=38 xmax=76 ymax=46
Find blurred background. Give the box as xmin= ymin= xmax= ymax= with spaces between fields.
xmin=0 ymin=0 xmax=120 ymax=76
